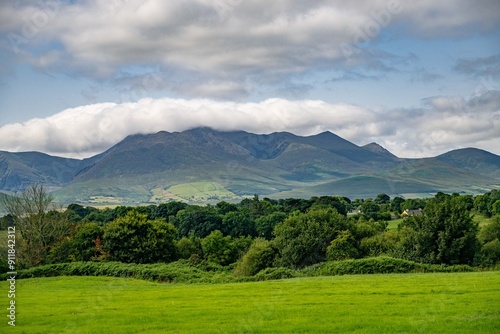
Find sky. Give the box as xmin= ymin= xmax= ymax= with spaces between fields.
xmin=0 ymin=0 xmax=499 ymax=159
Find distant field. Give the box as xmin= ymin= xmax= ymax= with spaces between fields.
xmin=1 ymin=272 xmax=498 ymax=333
xmin=387 ymin=218 xmax=402 ymax=230
xmin=164 ymin=182 xmax=241 ymax=203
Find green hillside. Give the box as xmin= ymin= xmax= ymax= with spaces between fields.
xmin=2 ymin=128 xmax=499 ymax=204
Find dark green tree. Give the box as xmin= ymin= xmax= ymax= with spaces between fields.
xmin=151 ymin=201 xmax=188 ymax=221
xmin=255 ymin=212 xmax=288 ymax=240
xmin=171 ymin=205 xmax=223 ymax=238
xmin=201 ymin=230 xmax=234 ymax=266
xmin=326 ymin=230 xmax=360 ymax=260
xmin=375 ymin=193 xmax=391 ymax=205
xmin=391 ymin=197 xmax=405 ymax=214
xmin=234 ymin=238 xmax=276 ymax=276
xmin=399 ymin=195 xmax=480 ymax=265
xmin=71 ymin=222 xmax=105 ymax=261
xmin=273 ymin=208 xmax=351 ymax=268
xmin=221 ymin=210 xmax=256 ymax=237
xmin=103 ymin=211 xmax=178 ymax=263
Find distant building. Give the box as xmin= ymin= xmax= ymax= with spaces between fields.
xmin=401 ymin=209 xmax=422 ymax=217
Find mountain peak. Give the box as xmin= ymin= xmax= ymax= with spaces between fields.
xmin=362 ymin=142 xmax=397 ymax=158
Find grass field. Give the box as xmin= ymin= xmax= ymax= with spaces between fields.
xmin=165 ymin=182 xmax=241 ymax=203
xmin=1 ymin=271 xmax=498 ymax=333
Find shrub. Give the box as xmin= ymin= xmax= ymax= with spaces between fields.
xmin=234 ymin=238 xmax=276 ymax=277
xmin=103 ymin=212 xmax=178 ymax=264
xmin=326 ymin=230 xmax=360 ymax=261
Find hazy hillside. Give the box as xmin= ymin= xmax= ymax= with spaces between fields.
xmin=436 ymin=148 xmax=500 ymax=179
xmin=0 ymin=128 xmax=498 ymax=204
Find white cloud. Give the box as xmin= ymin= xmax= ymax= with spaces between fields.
xmin=0 ymin=92 xmax=498 ymax=159
xmin=1 ymin=0 xmax=498 ymax=98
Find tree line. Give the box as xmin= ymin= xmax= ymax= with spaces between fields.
xmin=1 ymin=185 xmax=499 ymax=275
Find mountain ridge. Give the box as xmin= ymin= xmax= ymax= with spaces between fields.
xmin=0 ymin=128 xmax=498 ymax=204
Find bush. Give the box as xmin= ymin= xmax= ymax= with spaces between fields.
xmin=303 ymin=257 xmax=475 ymax=276
xmin=103 ymin=212 xmax=178 ymax=264
xmin=326 ymin=230 xmax=360 ymax=261
xmin=233 ymin=238 xmax=276 ymax=277
xmin=273 ymin=208 xmax=352 ymax=269
xmin=0 ymin=261 xmax=234 ymax=284
xmin=476 ymin=240 xmax=500 ymax=266
xmin=177 ymin=236 xmax=203 ymax=259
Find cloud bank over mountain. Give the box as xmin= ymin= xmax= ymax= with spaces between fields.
xmin=1 ymin=91 xmax=498 ymax=159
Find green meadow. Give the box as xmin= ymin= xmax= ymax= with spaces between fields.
xmin=1 ymin=271 xmax=499 ymax=333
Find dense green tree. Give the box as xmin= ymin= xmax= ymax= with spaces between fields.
xmin=360 ymin=200 xmax=381 ymax=220
xmin=215 ymin=201 xmax=239 ymax=215
xmin=71 ymin=222 xmax=105 ymax=261
xmin=492 ymin=200 xmax=500 ymax=216
xmin=402 ymin=198 xmax=426 ymax=211
xmin=478 ymin=216 xmax=500 ymax=244
xmin=83 ymin=207 xmax=116 ymax=224
xmin=103 ymin=211 xmax=178 ymax=263
xmin=273 ymin=208 xmax=351 ymax=268
xmin=326 ymin=230 xmax=360 ymax=260
xmin=221 ymin=210 xmax=256 ymax=237
xmin=278 ymin=198 xmax=312 ymax=213
xmin=234 ymin=238 xmax=276 ymax=276
xmin=201 ymin=230 xmax=234 ymax=266
xmin=359 ymin=230 xmax=400 ymax=257
xmin=255 ymin=212 xmax=288 ymax=240
xmin=391 ymin=197 xmax=405 ymax=214
xmin=474 ymin=194 xmax=491 ymax=217
xmin=476 ymin=216 xmax=500 ymax=265
xmin=176 ymin=235 xmax=203 ymax=260
xmin=310 ymin=196 xmax=349 ymax=216
xmin=375 ymin=193 xmax=391 ymax=205
xmin=399 ymin=195 xmax=480 ymax=265
xmin=151 ymin=201 xmax=188 ymax=221
xmin=0 ymin=214 xmax=14 ymax=230
xmin=171 ymin=205 xmax=223 ymax=238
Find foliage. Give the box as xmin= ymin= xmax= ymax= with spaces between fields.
xmin=72 ymin=222 xmax=106 ymax=261
xmin=103 ymin=211 xmax=178 ymax=264
xmin=273 ymin=208 xmax=351 ymax=268
xmin=254 ymin=212 xmax=287 ymax=239
xmin=176 ymin=235 xmax=203 ymax=260
xmin=200 ymin=230 xmax=252 ymax=266
xmin=171 ymin=205 xmax=223 ymax=238
xmin=221 ymin=210 xmax=256 ymax=237
xmin=326 ymin=230 xmax=360 ymax=260
xmin=234 ymin=238 xmax=277 ymax=277
xmin=0 ymin=184 xmax=72 ymax=267
xmin=476 ymin=216 xmax=500 ymax=266
xmin=306 ymin=257 xmax=475 ymax=276
xmin=0 ymin=260 xmax=229 ymax=283
xmin=399 ymin=195 xmax=480 ymax=265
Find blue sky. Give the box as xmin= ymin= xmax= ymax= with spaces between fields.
xmin=0 ymin=0 xmax=499 ymax=158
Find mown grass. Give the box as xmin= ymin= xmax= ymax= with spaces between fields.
xmin=1 ymin=272 xmax=498 ymax=333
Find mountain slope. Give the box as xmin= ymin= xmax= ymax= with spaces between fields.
xmin=0 ymin=151 xmax=83 ymax=192
xmin=1 ymin=128 xmax=498 ymax=204
xmin=436 ymin=148 xmax=500 ymax=179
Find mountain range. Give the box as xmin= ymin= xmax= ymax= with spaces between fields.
xmin=1 ymin=127 xmax=499 ymax=205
